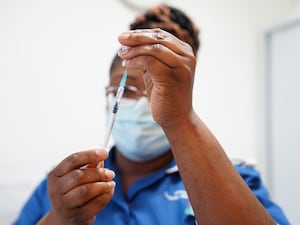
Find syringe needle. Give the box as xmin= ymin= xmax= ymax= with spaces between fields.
xmin=102 ymin=69 xmax=128 ymax=150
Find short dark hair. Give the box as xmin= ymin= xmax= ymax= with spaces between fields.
xmin=110 ymin=4 xmax=200 ymax=74
xmin=130 ymin=4 xmax=200 ymax=55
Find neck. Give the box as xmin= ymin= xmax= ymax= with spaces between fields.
xmin=115 ymin=148 xmax=173 ymax=192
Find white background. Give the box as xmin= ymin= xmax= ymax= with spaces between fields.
xmin=266 ymin=16 xmax=300 ymax=224
xmin=0 ymin=0 xmax=298 ymax=224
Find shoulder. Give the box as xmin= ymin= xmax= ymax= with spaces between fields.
xmin=13 ymin=176 xmax=50 ymax=225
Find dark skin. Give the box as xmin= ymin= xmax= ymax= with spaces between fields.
xmin=37 ymin=28 xmax=276 ymax=225
xmin=37 ymin=49 xmax=174 ymax=225
xmin=37 ymin=150 xmax=115 ymax=225
xmin=117 ymin=28 xmax=276 ymax=225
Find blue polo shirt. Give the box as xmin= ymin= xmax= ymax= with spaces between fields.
xmin=13 ymin=149 xmax=290 ymax=225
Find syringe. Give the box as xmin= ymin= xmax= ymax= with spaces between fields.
xmin=102 ymin=69 xmax=128 ymax=150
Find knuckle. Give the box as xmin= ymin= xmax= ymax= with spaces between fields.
xmin=71 ymin=169 xmax=84 ymax=182
xmin=153 ymin=28 xmax=162 ymax=32
xmin=67 ymin=153 xmax=80 ymax=165
xmin=132 ymin=30 xmax=144 ymax=41
xmin=77 ymin=185 xmax=89 ymax=199
xmin=97 ymin=168 xmax=106 ymax=179
xmin=151 ymin=43 xmax=163 ymax=52
xmin=152 ymin=28 xmax=167 ymax=40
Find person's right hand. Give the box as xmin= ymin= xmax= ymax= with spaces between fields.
xmin=40 ymin=149 xmax=115 ymax=225
xmin=118 ymin=29 xmax=196 ymax=129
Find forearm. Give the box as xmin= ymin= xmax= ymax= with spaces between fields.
xmin=162 ymin=111 xmax=276 ymax=225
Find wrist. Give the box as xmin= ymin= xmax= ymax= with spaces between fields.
xmin=36 ymin=210 xmax=67 ymax=225
xmin=160 ymin=109 xmax=198 ymax=132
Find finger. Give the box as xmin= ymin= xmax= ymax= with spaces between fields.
xmin=85 ymin=162 xmax=100 ymax=168
xmin=62 ymin=181 xmax=115 ymax=209
xmin=70 ymin=187 xmax=115 ymax=221
xmin=97 ymin=161 xmax=104 ymax=168
xmin=124 ymin=55 xmax=193 ymax=94
xmin=52 ymin=149 xmax=109 ymax=177
xmin=61 ymin=168 xmax=115 ymax=194
xmin=119 ymin=41 xmax=195 ymax=75
xmin=121 ymin=43 xmax=185 ymax=69
xmin=118 ymin=29 xmax=193 ymax=58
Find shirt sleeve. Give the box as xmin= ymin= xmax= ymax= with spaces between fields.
xmin=12 ymin=176 xmax=51 ymax=225
xmin=235 ymin=165 xmax=291 ymax=225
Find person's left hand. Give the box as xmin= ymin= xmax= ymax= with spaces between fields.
xmin=118 ymin=28 xmax=196 ymax=129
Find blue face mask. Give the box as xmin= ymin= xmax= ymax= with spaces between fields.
xmin=106 ymin=96 xmax=170 ymax=162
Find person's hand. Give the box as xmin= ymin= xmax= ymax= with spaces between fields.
xmin=44 ymin=149 xmax=115 ymax=225
xmin=118 ymin=28 xmax=197 ymax=128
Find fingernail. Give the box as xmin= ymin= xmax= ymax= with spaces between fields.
xmin=119 ymin=33 xmax=130 ymax=39
xmin=122 ymin=59 xmax=130 ymax=66
xmin=95 ymin=148 xmax=109 ymax=156
xmin=118 ymin=46 xmax=129 ymax=56
xmin=108 ymin=181 xmax=116 ymax=188
xmin=120 ymin=45 xmax=129 ymax=51
xmin=95 ymin=149 xmax=103 ymax=155
xmin=105 ymin=169 xmax=115 ymax=178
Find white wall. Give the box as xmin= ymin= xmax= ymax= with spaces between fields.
xmin=265 ymin=15 xmax=300 ymax=224
xmin=0 ymin=0 xmax=297 ymax=224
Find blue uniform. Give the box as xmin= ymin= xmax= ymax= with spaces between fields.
xmin=13 ymin=149 xmax=290 ymax=225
